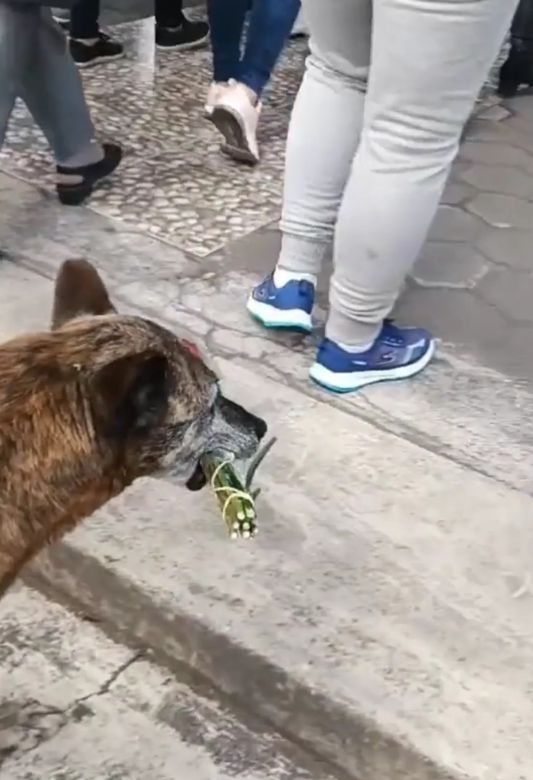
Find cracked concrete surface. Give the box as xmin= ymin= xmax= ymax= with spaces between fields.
xmin=0 ymin=585 xmax=338 ymax=780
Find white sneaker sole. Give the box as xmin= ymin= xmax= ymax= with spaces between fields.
xmin=209 ymin=105 xmax=259 ymax=165
xmin=75 ymin=51 xmax=125 ymax=69
xmin=247 ymin=296 xmax=312 ymax=332
xmin=309 ymin=340 xmax=436 ymax=393
xmin=155 ymin=32 xmax=210 ymax=52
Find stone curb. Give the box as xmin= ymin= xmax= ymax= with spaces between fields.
xmin=27 ymin=542 xmax=457 ymax=780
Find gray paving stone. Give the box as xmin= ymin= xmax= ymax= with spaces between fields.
xmin=428 ymin=205 xmax=484 ymax=243
xmin=459 ymin=140 xmax=533 ymax=169
xmin=462 ymin=118 xmax=533 ymax=160
xmin=474 ymin=104 xmax=511 ymax=122
xmin=501 ymin=114 xmax=533 ymax=153
xmin=210 ymin=222 xmax=281 ymax=276
xmin=0 ymin=173 xmax=199 ymax=285
xmin=0 ymin=260 xmax=51 ymax=341
xmin=507 ymin=95 xmax=533 ymax=125
xmin=467 ymin=192 xmax=533 ymax=229
xmin=441 ymin=179 xmax=476 ymax=206
xmin=509 ymin=132 xmax=533 ymax=158
xmin=412 ymin=242 xmax=488 ymax=289
xmin=477 ymin=268 xmax=533 ymax=324
xmin=500 ymin=115 xmax=533 ymax=140
xmin=394 ymin=285 xmax=509 ymax=364
xmin=459 ymin=164 xmax=533 ymax=199
xmin=394 ymin=281 xmax=533 ymax=384
xmin=462 ymin=118 xmax=507 ymax=143
xmin=476 ymin=227 xmax=533 ymax=271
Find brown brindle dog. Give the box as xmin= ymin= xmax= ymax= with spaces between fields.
xmin=0 ymin=259 xmax=266 ymax=597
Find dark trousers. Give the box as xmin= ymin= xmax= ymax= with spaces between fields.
xmin=510 ymin=0 xmax=533 ymax=44
xmin=70 ymin=0 xmax=184 ymax=38
xmin=207 ymin=0 xmax=300 ymax=97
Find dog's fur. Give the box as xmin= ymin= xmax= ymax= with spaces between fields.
xmin=0 ymin=259 xmax=266 ymax=597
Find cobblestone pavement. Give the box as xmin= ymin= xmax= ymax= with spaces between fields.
xmin=1 ymin=17 xmax=305 ymax=256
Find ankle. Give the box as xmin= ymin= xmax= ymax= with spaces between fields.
xmin=333 ymin=338 xmax=375 ymax=354
xmin=71 ymin=35 xmax=99 ymax=45
xmin=278 ymin=233 xmax=328 ymax=278
xmin=58 ymin=140 xmax=104 ymax=169
xmin=273 ymin=268 xmax=317 ymax=288
xmin=157 ymin=13 xmax=185 ymax=30
xmin=231 ymin=80 xmax=259 ymax=107
xmin=326 ymin=310 xmax=380 ymax=351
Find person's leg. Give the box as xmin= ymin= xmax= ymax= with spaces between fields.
xmin=207 ymin=0 xmax=249 ymax=83
xmin=209 ymin=0 xmax=300 ymax=163
xmin=509 ymin=0 xmax=533 ymax=42
xmin=204 ymin=0 xmax=249 ymax=117
xmin=499 ymin=0 xmax=533 ymax=95
xmin=155 ymin=0 xmax=209 ymax=50
xmin=0 ymin=3 xmax=21 ymax=151
xmin=290 ymin=5 xmax=308 ymax=39
xmin=155 ymin=0 xmax=184 ymax=28
xmin=19 ymin=8 xmax=98 ymax=163
xmin=306 ymin=0 xmax=518 ymax=391
xmin=239 ymin=0 xmax=300 ymax=97
xmin=69 ymin=0 xmax=124 ymax=67
xmin=247 ymin=0 xmax=370 ymax=326
xmin=18 ymin=8 xmax=122 ymax=204
xmin=70 ymin=0 xmax=99 ymax=39
xmin=327 ymin=0 xmax=517 ymax=349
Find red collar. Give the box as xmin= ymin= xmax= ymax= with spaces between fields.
xmin=181 ymin=339 xmax=201 ymax=359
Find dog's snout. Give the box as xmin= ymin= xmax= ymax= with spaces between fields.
xmin=217 ymin=396 xmax=267 ymax=444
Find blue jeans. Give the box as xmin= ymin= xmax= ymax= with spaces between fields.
xmin=207 ymin=0 xmax=300 ymax=97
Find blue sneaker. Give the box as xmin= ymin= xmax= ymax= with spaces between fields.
xmin=247 ymin=275 xmax=314 ymax=332
xmin=309 ymin=321 xmax=435 ymax=393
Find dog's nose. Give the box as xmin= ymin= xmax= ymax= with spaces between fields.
xmin=253 ymin=414 xmax=267 ymax=441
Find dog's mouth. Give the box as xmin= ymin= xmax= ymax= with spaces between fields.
xmin=184 ymin=410 xmax=268 ymax=493
xmin=185 ymin=461 xmax=207 ymax=491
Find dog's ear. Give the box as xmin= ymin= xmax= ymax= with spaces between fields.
xmin=52 ymin=259 xmax=116 ymax=330
xmin=90 ymin=351 xmax=170 ymax=439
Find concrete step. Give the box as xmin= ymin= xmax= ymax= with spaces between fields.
xmin=0 ymin=585 xmax=337 ymax=780
xmin=26 ymin=354 xmax=533 ymax=780
xmin=2 ymin=188 xmax=533 ymax=780
xmin=2 ymin=171 xmax=532 ymax=495
xmin=112 ymin=262 xmax=533 ymax=497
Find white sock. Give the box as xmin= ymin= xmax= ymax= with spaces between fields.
xmin=72 ymin=37 xmax=99 ymax=45
xmin=273 ymin=268 xmax=317 ymax=288
xmin=335 ymin=339 xmax=375 ymax=354
xmin=59 ymin=140 xmax=104 ymax=169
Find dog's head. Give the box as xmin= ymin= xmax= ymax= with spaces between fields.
xmin=51 ymin=259 xmax=267 ymax=491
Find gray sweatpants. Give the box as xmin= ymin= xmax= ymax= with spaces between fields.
xmin=278 ymin=0 xmax=518 ymax=346
xmin=0 ymin=3 xmax=96 ymax=163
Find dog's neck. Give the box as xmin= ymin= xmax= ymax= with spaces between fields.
xmin=0 ymin=475 xmax=119 ymax=598
xmin=0 ymin=360 xmax=128 ymax=596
